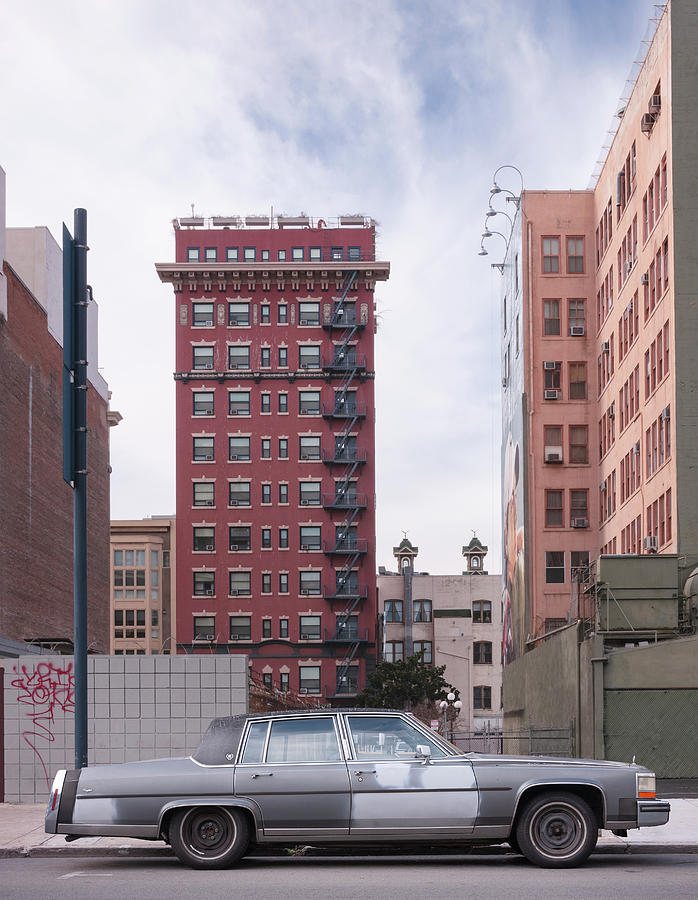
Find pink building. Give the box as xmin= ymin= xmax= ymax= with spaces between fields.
xmin=498 ymin=0 xmax=698 ymax=662
xmin=156 ymin=215 xmax=390 ymax=701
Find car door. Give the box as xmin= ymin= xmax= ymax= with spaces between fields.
xmin=343 ymin=713 xmax=478 ymax=837
xmin=234 ymin=715 xmax=351 ymax=838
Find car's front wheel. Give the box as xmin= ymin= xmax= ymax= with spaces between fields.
xmin=169 ymin=806 xmax=249 ymax=869
xmin=515 ymin=792 xmax=598 ymax=868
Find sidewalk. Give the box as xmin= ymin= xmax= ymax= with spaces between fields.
xmin=0 ymin=799 xmax=696 ymax=859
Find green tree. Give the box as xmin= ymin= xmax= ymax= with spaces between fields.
xmin=357 ymin=652 xmax=458 ymax=709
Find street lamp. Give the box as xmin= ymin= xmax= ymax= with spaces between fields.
xmin=439 ymin=692 xmax=463 ymax=742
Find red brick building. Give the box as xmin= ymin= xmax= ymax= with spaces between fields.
xmin=0 ymin=168 xmax=112 ymax=654
xmin=156 ymin=214 xmax=390 ymax=699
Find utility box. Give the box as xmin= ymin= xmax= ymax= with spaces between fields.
xmin=595 ymin=555 xmax=679 ymax=632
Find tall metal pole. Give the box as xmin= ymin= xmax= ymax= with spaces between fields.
xmin=73 ymin=209 xmax=88 ymax=770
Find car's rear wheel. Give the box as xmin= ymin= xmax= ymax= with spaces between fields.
xmin=169 ymin=806 xmax=249 ymax=869
xmin=516 ymin=792 xmax=597 ymax=868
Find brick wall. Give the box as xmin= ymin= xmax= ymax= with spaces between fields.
xmin=3 ymin=654 xmax=249 ymax=802
xmin=0 ymin=263 xmax=110 ymax=651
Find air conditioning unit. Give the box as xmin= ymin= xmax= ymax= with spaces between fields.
xmin=301 ymin=363 xmax=310 ymax=369
xmin=633 ymin=441 xmax=641 ymax=455
xmin=661 ymin=406 xmax=671 ymax=421
xmin=300 ymin=634 xmax=312 ymax=640
xmin=609 ymin=404 xmax=615 ymax=419
xmin=230 ymin=545 xmax=239 ymax=551
xmin=625 ymin=260 xmax=633 ymax=274
xmin=600 ymin=479 xmax=607 ymax=492
xmin=205 ymin=544 xmax=214 ymax=551
xmin=204 ymin=499 xmax=214 ymax=506
xmin=205 ymin=588 xmax=214 ymax=596
xmin=544 ymin=446 xmax=563 ymax=463
xmin=544 ymin=389 xmax=560 ymax=400
xmin=301 ymin=544 xmax=310 ymax=551
xmin=301 ymin=589 xmax=310 ymax=595
xmin=569 ymin=325 xmax=585 ymax=336
xmin=230 ymin=633 xmax=240 ymax=640
xmin=230 ymin=409 xmax=240 ymax=415
xmin=300 ymin=318 xmax=310 ymax=325
xmin=601 ymin=341 xmax=610 ymax=353
xmin=300 ymin=454 xmax=309 ymax=460
xmin=230 ymin=454 xmax=238 ymax=461
xmin=204 ymin=633 xmax=215 ymax=641
xmin=230 ymin=500 xmax=238 ymax=506
xmin=543 ymin=361 xmax=557 ymax=371
xmin=641 ymin=272 xmax=649 ymax=285
xmin=203 ymin=320 xmax=214 ymax=327
xmin=649 ymin=94 xmax=661 ymax=113
xmin=641 ymin=113 xmax=655 ymax=133
xmin=299 ymin=688 xmax=309 ymax=694
xmin=203 ymin=454 xmax=213 ymax=460
xmin=204 ymin=363 xmax=214 ymax=370
xmin=571 ymin=518 xmax=589 ymax=529
xmin=643 ymin=535 xmax=659 ymax=552
xmin=300 ymin=499 xmax=310 ymax=506
xmin=230 ymin=590 xmax=240 ymax=596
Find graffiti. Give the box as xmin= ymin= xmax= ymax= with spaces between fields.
xmin=11 ymin=661 xmax=75 ymax=787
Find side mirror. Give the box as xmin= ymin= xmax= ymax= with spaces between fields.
xmin=416 ymin=745 xmax=431 ymax=765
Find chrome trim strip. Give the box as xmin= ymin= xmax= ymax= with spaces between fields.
xmin=57 ymin=824 xmax=160 ymax=839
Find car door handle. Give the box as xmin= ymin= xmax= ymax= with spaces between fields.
xmin=353 ymin=770 xmax=376 ymax=776
xmin=250 ymin=772 xmax=274 ymax=778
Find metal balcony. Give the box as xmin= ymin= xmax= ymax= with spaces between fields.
xmin=323 ymin=627 xmax=370 ymax=643
xmin=322 ymin=313 xmax=364 ymax=330
xmin=323 ymin=583 xmax=368 ymax=601
xmin=322 ymin=403 xmax=367 ymax=419
xmin=323 ymin=539 xmax=368 ymax=554
xmin=322 ymin=493 xmax=367 ymax=510
xmin=322 ymin=448 xmax=367 ymax=465
xmin=325 ymin=682 xmax=359 ymax=698
xmin=321 ymin=353 xmax=367 ymax=372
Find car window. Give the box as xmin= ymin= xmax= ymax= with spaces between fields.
xmin=345 ymin=715 xmax=447 ymax=761
xmin=265 ymin=717 xmax=341 ymax=763
xmin=240 ymin=721 xmax=269 ymax=764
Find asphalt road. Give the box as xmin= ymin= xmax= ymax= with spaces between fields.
xmin=1 ymin=853 xmax=697 ymax=899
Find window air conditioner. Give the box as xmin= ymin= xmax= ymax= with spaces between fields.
xmin=230 ymin=500 xmax=238 ymax=506
xmin=649 ymin=94 xmax=661 ymax=113
xmin=301 ymin=589 xmax=310 ymax=595
xmin=230 ymin=633 xmax=240 ymax=640
xmin=301 ymin=499 xmax=310 ymax=506
xmin=301 ymin=544 xmax=310 ymax=551
xmin=609 ymin=404 xmax=615 ymax=419
xmin=641 ymin=113 xmax=655 ymax=133
xmin=301 ymin=454 xmax=309 ymax=460
xmin=625 ymin=260 xmax=633 ymax=274
xmin=205 ymin=587 xmax=214 ymax=595
xmin=300 ymin=319 xmax=309 ymax=325
xmin=300 ymin=634 xmax=312 ymax=640
xmin=204 ymin=363 xmax=214 ymax=369
xmin=633 ymin=441 xmax=641 ymax=455
xmin=571 ymin=518 xmax=589 ymax=529
xmin=661 ymin=406 xmax=670 ymax=421
xmin=600 ymin=479 xmax=607 ymax=491
xmin=544 ymin=389 xmax=560 ymax=400
xmin=569 ymin=325 xmax=585 ymax=336
xmin=601 ymin=341 xmax=610 ymax=353
xmin=543 ymin=361 xmax=557 ymax=371
xmin=203 ymin=320 xmax=213 ymax=327
xmin=204 ymin=633 xmax=215 ymax=641
xmin=204 ymin=499 xmax=214 ymax=506
xmin=643 ymin=535 xmax=658 ymax=552
xmin=230 ymin=454 xmax=238 ymax=460
xmin=204 ymin=454 xmax=213 ymax=460
xmin=641 ymin=272 xmax=649 ymax=285
xmin=205 ymin=544 xmax=214 ymax=551
xmin=299 ymin=688 xmax=309 ymax=694
xmin=230 ymin=545 xmax=239 ymax=551
xmin=544 ymin=447 xmax=563 ymax=463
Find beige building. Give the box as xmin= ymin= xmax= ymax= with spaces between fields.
xmin=110 ymin=517 xmax=176 ymax=655
xmin=377 ymin=536 xmax=502 ymax=733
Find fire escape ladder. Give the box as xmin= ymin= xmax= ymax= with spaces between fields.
xmin=336 ymin=507 xmax=360 ymax=542
xmin=336 ymin=641 xmax=361 ymax=688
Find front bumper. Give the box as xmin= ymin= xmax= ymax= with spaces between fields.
xmin=637 ymin=799 xmax=670 ymax=827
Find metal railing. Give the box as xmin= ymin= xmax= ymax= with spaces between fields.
xmin=451 ymin=725 xmax=574 ymax=757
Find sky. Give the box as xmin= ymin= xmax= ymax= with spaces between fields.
xmin=1 ymin=0 xmax=659 ymax=575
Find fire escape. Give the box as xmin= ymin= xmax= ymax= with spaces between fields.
xmin=322 ymin=270 xmax=370 ymax=696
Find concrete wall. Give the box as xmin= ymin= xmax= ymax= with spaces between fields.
xmin=2 ymin=654 xmax=248 ymax=803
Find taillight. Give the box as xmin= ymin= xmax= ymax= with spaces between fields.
xmin=637 ymin=773 xmax=656 ymax=798
xmin=51 ymin=789 xmax=59 ymax=811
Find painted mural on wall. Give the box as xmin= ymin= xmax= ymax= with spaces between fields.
xmin=11 ymin=660 xmax=75 ymax=787
xmin=502 ymin=431 xmax=526 ymax=664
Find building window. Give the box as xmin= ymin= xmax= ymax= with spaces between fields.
xmin=545 ymin=551 xmax=565 ymax=584
xmin=291 ymin=247 xmax=304 ymax=261
xmin=384 ymin=641 xmax=404 ymax=663
xmin=280 ymin=620 xmax=289 ymax=639
xmin=228 ymin=303 xmax=250 ymax=326
xmin=545 ymin=490 xmax=563 ymax=527
xmin=299 ymin=302 xmax=320 ymax=326
xmin=194 ymin=615 xmax=215 ymax=640
xmin=243 ymin=247 xmax=256 ymax=262
xmin=277 ymin=249 xmax=287 ymax=261
xmin=261 ymin=249 xmax=270 ymax=261
xmin=261 ymin=393 xmax=271 ymax=414
xmin=299 ymin=666 xmax=321 ymax=694
xmin=384 ymin=600 xmax=403 ymax=623
xmin=230 ymin=616 xmax=251 ymax=640
xmin=544 ymin=362 xmax=561 ymax=392
xmin=193 ymin=481 xmax=214 ymax=507
xmin=193 ymin=346 xmax=214 ymax=370
xmin=569 ymin=363 xmax=587 ymax=400
xmin=279 ymin=572 xmax=289 ymax=593
xmin=278 ymin=346 xmax=288 ymax=367
xmin=278 ymin=304 xmax=288 ymax=324
xmin=543 ymin=300 xmax=561 ymax=336
xmin=193 ymin=391 xmax=214 ymax=416
xmin=279 ymin=483 xmax=289 ymax=504
xmin=299 ymin=616 xmax=321 ymax=640
xmin=260 ymin=619 xmax=272 ymax=640
xmin=229 ymin=391 xmax=250 ymax=416
xmin=230 ymin=571 xmax=251 ymax=596
xmin=542 ymin=237 xmax=560 ymax=273
xmin=228 ymin=346 xmax=250 ymax=369
xmin=300 ymin=571 xmax=321 ymax=595
xmin=260 ymin=347 xmax=271 ymax=368
xmin=472 ymin=601 xmax=492 ymax=623
xmin=261 ymin=528 xmax=272 ymax=549
xmin=567 ymin=237 xmax=584 ymax=273
xmin=330 ymin=247 xmax=343 ymax=260
xmin=347 ymin=246 xmax=361 ymax=261
xmin=570 ymin=490 xmax=588 ymax=524
xmin=262 ymin=672 xmax=273 ymax=691
xmin=260 ymin=304 xmax=270 ymax=324
xmin=413 ymin=641 xmax=432 ymax=663
xmin=229 ymin=481 xmax=251 ymax=507
xmin=262 ymin=574 xmax=272 ymax=595
xmin=299 ymin=481 xmax=322 ymax=505
xmin=187 ymin=247 xmax=200 ymax=262
xmin=299 ymin=346 xmax=321 ymax=369
xmin=278 ymin=392 xmax=288 ymax=414
xmin=229 ymin=526 xmax=251 ymax=552
xmin=309 ymin=247 xmax=322 ymax=262
xmin=261 ymin=438 xmax=271 ymax=459
xmin=571 ymin=551 xmax=590 ymax=582
xmin=568 ymin=299 xmax=585 ymax=332
xmin=193 ymin=526 xmax=215 ymax=552
xmin=193 ymin=571 xmax=215 ymax=596
xmin=229 ymin=436 xmax=250 ymax=461
xmin=226 ymin=247 xmax=239 ymax=262
xmin=279 ymin=528 xmax=289 ymax=549
xmin=413 ymin=600 xmax=432 ymax=623
xmin=299 ymin=391 xmax=321 ymax=415
xmin=300 ymin=526 xmax=321 ymax=550
xmin=261 ymin=483 xmax=271 ymax=504
xmin=473 ymin=686 xmax=492 ymax=710
xmin=192 ymin=302 xmax=214 ymax=327
xmin=473 ymin=641 xmax=493 ymax=664
xmin=193 ymin=437 xmax=214 ymax=461
xmin=299 ymin=436 xmax=321 ymax=460
xmin=569 ymin=425 xmax=588 ymax=463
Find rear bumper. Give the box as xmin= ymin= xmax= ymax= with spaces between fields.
xmin=637 ymin=799 xmax=670 ymax=827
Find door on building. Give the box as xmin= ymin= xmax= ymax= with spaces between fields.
xmin=343 ymin=713 xmax=478 ymax=837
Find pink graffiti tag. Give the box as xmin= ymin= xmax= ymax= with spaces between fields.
xmin=11 ymin=661 xmax=75 ymax=787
